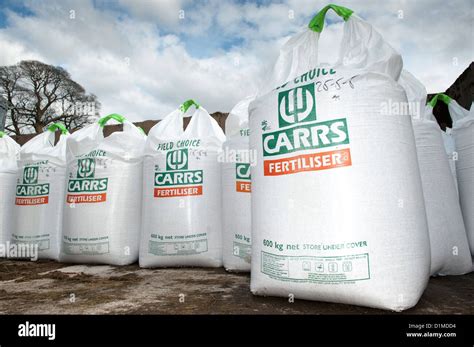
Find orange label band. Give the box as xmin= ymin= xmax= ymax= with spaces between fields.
xmin=154 ymin=185 xmax=203 ymax=198
xmin=236 ymin=181 xmax=251 ymax=193
xmin=264 ymin=148 xmax=352 ymax=176
xmin=15 ymin=196 xmax=49 ymax=205
xmin=67 ymin=193 xmax=107 ymax=204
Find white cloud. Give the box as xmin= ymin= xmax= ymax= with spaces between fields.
xmin=0 ymin=0 xmax=471 ymax=123
xmin=0 ymin=31 xmax=44 ymax=64
xmin=117 ymin=0 xmax=188 ymax=27
xmin=0 ymin=0 xmax=267 ymax=120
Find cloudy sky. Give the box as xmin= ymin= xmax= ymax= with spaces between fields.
xmin=0 ymin=0 xmax=472 ymax=121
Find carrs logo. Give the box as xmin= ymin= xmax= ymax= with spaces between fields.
xmin=16 ymin=165 xmax=50 ymax=206
xmin=235 ymin=163 xmax=251 ymax=193
xmin=262 ymin=77 xmax=352 ymax=176
xmin=77 ymin=158 xmax=95 ymax=178
xmin=166 ymin=149 xmax=188 ymax=171
xmin=278 ymin=83 xmax=316 ymax=127
xmin=23 ymin=166 xmax=39 ymax=184
xmin=66 ymin=157 xmax=108 ymax=204
xmin=155 ymin=148 xmax=203 ymax=198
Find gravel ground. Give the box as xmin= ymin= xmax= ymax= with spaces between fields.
xmin=0 ymin=259 xmax=472 ymax=314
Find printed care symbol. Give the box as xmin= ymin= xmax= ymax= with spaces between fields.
xmin=302 ymin=261 xmax=311 ymax=271
xmin=77 ymin=158 xmax=95 ymax=178
xmin=328 ymin=262 xmax=338 ymax=273
xmin=166 ymin=148 xmax=188 ymax=171
xmin=23 ymin=166 xmax=39 ymax=184
xmin=342 ymin=261 xmax=352 ymax=272
xmin=278 ymin=83 xmax=316 ymax=127
xmin=315 ymin=262 xmax=324 ymax=272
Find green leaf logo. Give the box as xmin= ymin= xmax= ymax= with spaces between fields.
xmin=166 ymin=149 xmax=188 ymax=171
xmin=77 ymin=158 xmax=95 ymax=178
xmin=23 ymin=166 xmax=39 ymax=184
xmin=278 ymin=83 xmax=316 ymax=127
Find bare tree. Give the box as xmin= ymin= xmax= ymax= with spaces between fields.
xmin=0 ymin=60 xmax=100 ymax=135
xmin=0 ymin=64 xmax=23 ymax=134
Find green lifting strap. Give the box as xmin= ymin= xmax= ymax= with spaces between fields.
xmin=98 ymin=113 xmax=126 ymax=127
xmin=180 ymin=99 xmax=200 ymax=113
xmin=47 ymin=122 xmax=69 ymax=135
xmin=308 ymin=4 xmax=354 ymax=33
xmin=428 ymin=93 xmax=452 ymax=108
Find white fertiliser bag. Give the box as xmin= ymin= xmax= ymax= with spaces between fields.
xmin=13 ymin=124 xmax=69 ymax=260
xmin=222 ymin=97 xmax=254 ymax=271
xmin=249 ymin=5 xmax=430 ymax=311
xmin=0 ymin=132 xmax=20 ymax=248
xmin=399 ymin=74 xmax=472 ymax=276
xmin=441 ymin=128 xmax=458 ymax=192
xmin=449 ymin=100 xmax=474 ymax=257
xmin=140 ymin=101 xmax=226 ymax=268
xmin=60 ymin=114 xmax=146 ymax=265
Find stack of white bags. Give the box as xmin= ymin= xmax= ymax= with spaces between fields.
xmin=399 ymin=71 xmax=472 ymax=276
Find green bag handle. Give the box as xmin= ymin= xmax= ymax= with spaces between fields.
xmin=0 ymin=130 xmax=5 ymax=138
xmin=308 ymin=4 xmax=354 ymax=33
xmin=428 ymin=93 xmax=452 ymax=108
xmin=47 ymin=122 xmax=69 ymax=135
xmin=98 ymin=113 xmax=126 ymax=128
xmin=180 ymin=99 xmax=200 ymax=113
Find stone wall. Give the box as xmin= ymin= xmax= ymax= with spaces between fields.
xmin=11 ymin=112 xmax=229 ymax=145
xmin=428 ymin=62 xmax=473 ymax=129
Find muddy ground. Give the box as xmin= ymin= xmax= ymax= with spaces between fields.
xmin=0 ymin=259 xmax=472 ymax=314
